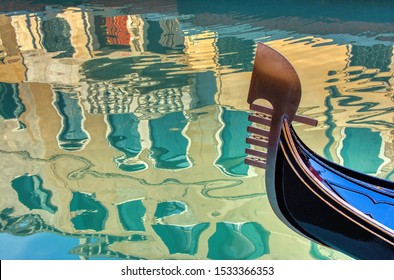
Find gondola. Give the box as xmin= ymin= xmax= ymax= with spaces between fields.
xmin=244 ymin=43 xmax=394 ymax=260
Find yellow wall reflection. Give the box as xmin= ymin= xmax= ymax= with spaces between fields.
xmin=1 ymin=4 xmax=392 ymax=260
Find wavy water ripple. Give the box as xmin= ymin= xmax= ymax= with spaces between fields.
xmin=1 ymin=0 xmax=393 ymax=260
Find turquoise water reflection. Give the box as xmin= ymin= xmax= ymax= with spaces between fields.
xmin=208 ymin=222 xmax=270 ymax=260
xmin=0 ymin=82 xmax=25 ymax=129
xmin=216 ymin=108 xmax=250 ymax=176
xmin=149 ymin=112 xmax=191 ymax=169
xmin=107 ymin=113 xmax=147 ymax=171
xmin=153 ymin=223 xmax=209 ymax=255
xmin=0 ymin=0 xmax=393 ymax=260
xmin=54 ymin=91 xmax=90 ymax=151
xmin=70 ymin=192 xmax=108 ymax=231
xmin=117 ymin=199 xmax=146 ymax=231
xmin=11 ymin=174 xmax=58 ymax=214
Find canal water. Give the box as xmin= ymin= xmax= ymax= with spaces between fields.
xmin=0 ymin=0 xmax=393 ymax=260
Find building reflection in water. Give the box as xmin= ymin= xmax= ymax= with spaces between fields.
xmin=152 ymin=223 xmax=209 ymax=255
xmin=149 ymin=111 xmax=191 ymax=170
xmin=53 ymin=91 xmax=90 ymax=151
xmin=0 ymin=82 xmax=25 ymax=130
xmin=11 ymin=174 xmax=58 ymax=214
xmin=106 ymin=113 xmax=147 ymax=172
xmin=117 ymin=199 xmax=146 ymax=231
xmin=0 ymin=0 xmax=393 ymax=260
xmin=207 ymin=222 xmax=270 ymax=260
xmin=70 ymin=191 xmax=108 ymax=231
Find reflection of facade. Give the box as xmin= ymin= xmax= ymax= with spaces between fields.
xmin=0 ymin=15 xmax=25 ymax=83
xmin=323 ymin=44 xmax=394 ymax=178
xmin=1 ymin=3 xmax=392 ymax=260
xmin=0 ymin=8 xmax=280 ymax=260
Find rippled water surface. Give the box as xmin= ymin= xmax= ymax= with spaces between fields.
xmin=0 ymin=0 xmax=393 ymax=260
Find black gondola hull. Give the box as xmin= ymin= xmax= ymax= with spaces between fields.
xmin=274 ymin=121 xmax=394 ymax=260
xmin=245 ymin=43 xmax=394 ymax=260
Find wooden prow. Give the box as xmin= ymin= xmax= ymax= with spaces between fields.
xmin=245 ymin=43 xmax=317 ymax=170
